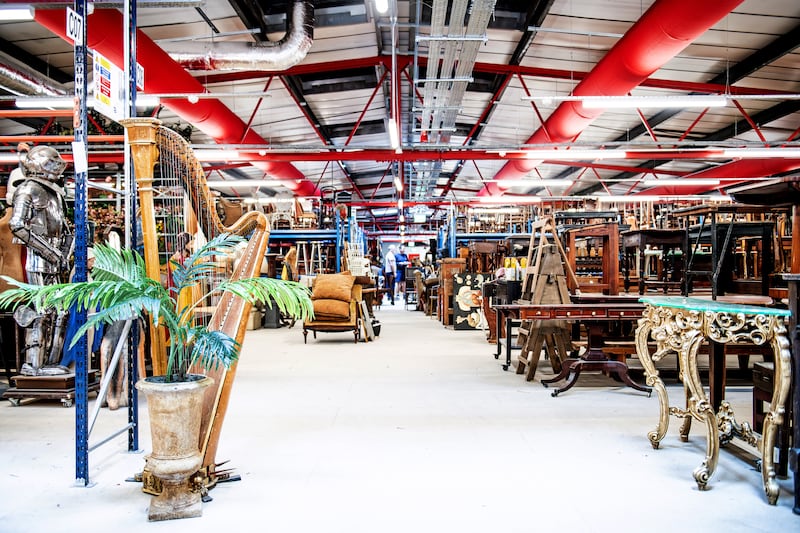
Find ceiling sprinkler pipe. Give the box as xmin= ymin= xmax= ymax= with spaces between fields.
xmin=166 ymin=0 xmax=314 ymax=72
xmin=0 ymin=50 xmax=68 ymax=97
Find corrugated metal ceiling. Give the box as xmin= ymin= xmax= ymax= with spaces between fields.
xmin=0 ymin=0 xmax=798 ymax=227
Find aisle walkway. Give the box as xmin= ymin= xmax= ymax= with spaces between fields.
xmin=0 ymin=304 xmax=796 ymax=531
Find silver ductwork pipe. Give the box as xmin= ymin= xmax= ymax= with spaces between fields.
xmin=164 ymin=0 xmax=314 ymax=71
xmin=0 ymin=50 xmax=68 ymax=97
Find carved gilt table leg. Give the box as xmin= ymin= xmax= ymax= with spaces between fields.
xmin=635 ymin=314 xmax=669 ymax=449
xmin=705 ymin=310 xmax=791 ymax=504
xmin=679 ymin=327 xmax=718 ymax=490
xmin=677 ymin=384 xmax=693 ymax=443
xmin=761 ymin=321 xmax=791 ymax=504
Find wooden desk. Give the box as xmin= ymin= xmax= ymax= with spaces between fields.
xmin=493 ymin=301 xmax=649 ymax=396
xmin=635 ymin=296 xmax=791 ymax=505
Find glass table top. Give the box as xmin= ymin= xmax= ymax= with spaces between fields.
xmin=639 ymin=296 xmax=791 ymax=317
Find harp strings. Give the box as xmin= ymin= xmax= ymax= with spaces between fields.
xmin=153 ymin=128 xmax=215 ymax=330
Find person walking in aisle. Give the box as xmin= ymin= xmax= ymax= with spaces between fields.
xmin=394 ymin=245 xmax=410 ymax=302
xmin=384 ymin=244 xmax=397 ymax=305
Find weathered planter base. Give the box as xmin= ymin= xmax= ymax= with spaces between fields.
xmin=147 ymin=478 xmax=202 ymax=521
xmin=136 ymin=375 xmax=213 ymax=522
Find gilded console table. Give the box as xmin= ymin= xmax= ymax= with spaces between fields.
xmin=634 ymin=296 xmax=791 ymax=505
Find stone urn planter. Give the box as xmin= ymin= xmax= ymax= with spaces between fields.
xmin=136 ymin=375 xmax=213 ymax=521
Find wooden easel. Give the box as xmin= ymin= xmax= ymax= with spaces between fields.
xmin=515 ymin=218 xmax=578 ymax=381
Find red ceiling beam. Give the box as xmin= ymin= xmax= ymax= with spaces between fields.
xmin=0 ymin=135 xmax=124 ymax=144
xmin=209 ymin=148 xmax=766 ymax=163
xmin=200 ymin=55 xmax=786 ymax=99
xmin=0 ymin=109 xmax=75 ymax=118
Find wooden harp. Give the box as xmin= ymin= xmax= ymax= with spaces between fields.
xmin=121 ymin=118 xmax=270 ymax=484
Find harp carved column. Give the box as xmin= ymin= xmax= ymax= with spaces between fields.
xmin=120 ymin=117 xmax=168 ymax=376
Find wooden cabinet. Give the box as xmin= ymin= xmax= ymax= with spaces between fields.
xmin=438 ymin=258 xmax=466 ymax=326
xmin=565 ymin=224 xmax=619 ymax=295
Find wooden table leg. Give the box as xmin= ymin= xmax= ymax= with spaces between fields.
xmin=542 ymin=322 xmax=651 ymax=396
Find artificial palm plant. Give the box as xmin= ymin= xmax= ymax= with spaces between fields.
xmin=0 ymin=232 xmax=313 ymax=382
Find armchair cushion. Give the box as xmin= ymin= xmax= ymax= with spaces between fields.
xmin=312 ymin=298 xmax=351 ymax=321
xmin=311 ymin=273 xmax=355 ymax=302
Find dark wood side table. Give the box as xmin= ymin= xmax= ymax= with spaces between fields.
xmin=621 ymin=228 xmax=686 ymax=294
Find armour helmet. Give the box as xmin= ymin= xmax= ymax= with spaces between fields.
xmin=20 ymin=145 xmax=67 ymax=182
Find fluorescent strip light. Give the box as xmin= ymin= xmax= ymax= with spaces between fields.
xmin=722 ymin=148 xmax=800 ymax=158
xmin=205 ymin=180 xmax=285 ymax=188
xmin=0 ymin=6 xmax=34 ymax=21
xmin=522 ymin=149 xmax=626 ymax=160
xmin=387 ymin=118 xmax=400 ymax=150
xmin=521 ymin=179 xmax=573 ymax=187
xmin=641 ymin=179 xmax=720 ymax=186
xmin=596 ymin=194 xmax=729 ymax=204
xmin=477 ymin=196 xmax=542 ymax=204
xmin=244 ymin=197 xmax=296 ymax=205
xmin=194 ymin=149 xmax=243 ymax=162
xmin=581 ymin=95 xmax=727 ymax=109
xmin=134 ymin=95 xmax=160 ymax=107
xmin=15 ymin=97 xmax=73 ymax=109
xmin=469 ymin=207 xmax=521 ymax=214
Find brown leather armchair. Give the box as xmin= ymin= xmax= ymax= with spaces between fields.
xmin=302 ymin=273 xmax=362 ymax=343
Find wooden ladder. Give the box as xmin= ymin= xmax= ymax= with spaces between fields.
xmin=515 ymin=218 xmax=578 ymax=381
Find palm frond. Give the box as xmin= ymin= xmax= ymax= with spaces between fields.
xmin=90 ymin=244 xmax=147 ymax=283
xmin=188 ymin=328 xmax=240 ymax=371
xmin=172 ymin=233 xmax=245 ymax=290
xmin=0 ymin=277 xmax=51 ymax=309
xmin=70 ymin=297 xmax=170 ymax=347
xmin=214 ymin=277 xmax=313 ymax=320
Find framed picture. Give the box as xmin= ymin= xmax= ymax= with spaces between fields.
xmin=453 ymin=272 xmax=486 ymax=330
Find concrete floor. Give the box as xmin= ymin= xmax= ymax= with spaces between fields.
xmin=0 ymin=301 xmax=797 ymax=532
